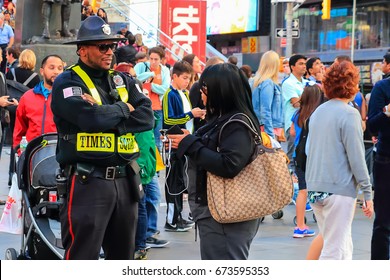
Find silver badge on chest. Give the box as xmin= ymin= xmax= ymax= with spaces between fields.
xmin=113 ymin=75 xmax=124 ymax=87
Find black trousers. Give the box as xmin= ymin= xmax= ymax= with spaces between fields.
xmin=60 ymin=174 xmax=138 ymax=260
xmin=165 ymin=153 xmax=187 ymax=225
xmin=197 ymin=216 xmax=261 ymax=260
xmin=371 ymin=154 xmax=390 ymax=260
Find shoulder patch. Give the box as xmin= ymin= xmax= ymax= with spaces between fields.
xmin=63 ymin=87 xmax=82 ymax=98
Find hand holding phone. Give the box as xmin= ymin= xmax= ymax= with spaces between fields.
xmin=166 ymin=125 xmax=184 ymax=135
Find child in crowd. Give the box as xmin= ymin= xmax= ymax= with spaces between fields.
xmin=162 ymin=60 xmax=205 ymax=231
xmin=290 ymin=83 xmax=326 ymax=238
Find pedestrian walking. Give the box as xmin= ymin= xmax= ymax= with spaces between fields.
xmin=306 ymin=60 xmax=373 ymax=260
xmin=368 ymin=53 xmax=390 ymax=260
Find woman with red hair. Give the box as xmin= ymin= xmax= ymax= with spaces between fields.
xmin=305 ymin=61 xmax=374 ymax=259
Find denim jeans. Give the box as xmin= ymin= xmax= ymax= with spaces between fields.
xmin=135 ymin=192 xmax=147 ymax=250
xmin=371 ymin=154 xmax=390 ymax=259
xmin=153 ymin=110 xmax=163 ymax=152
xmin=144 ymin=175 xmax=161 ymax=238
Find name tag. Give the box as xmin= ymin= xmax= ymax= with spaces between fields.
xmin=76 ymin=133 xmax=115 ymax=152
xmin=117 ymin=133 xmax=139 ymax=154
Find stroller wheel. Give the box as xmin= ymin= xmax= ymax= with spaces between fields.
xmin=293 ymin=216 xmax=307 ymax=226
xmin=260 ymin=217 xmax=265 ymax=223
xmin=272 ymin=210 xmax=283 ymax=219
xmin=5 ymin=248 xmax=18 ymax=260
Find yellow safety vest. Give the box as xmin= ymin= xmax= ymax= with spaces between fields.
xmin=72 ymin=65 xmax=128 ymax=104
xmin=71 ymin=65 xmax=139 ymax=155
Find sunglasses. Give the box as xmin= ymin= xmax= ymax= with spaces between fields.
xmin=85 ymin=43 xmax=118 ymax=54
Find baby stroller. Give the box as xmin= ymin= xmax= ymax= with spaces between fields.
xmin=5 ymin=133 xmax=64 ymax=260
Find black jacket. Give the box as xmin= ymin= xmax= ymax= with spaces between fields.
xmin=367 ymin=75 xmax=390 ymax=157
xmin=6 ymin=67 xmax=40 ymax=89
xmin=189 ymin=81 xmax=206 ymax=131
xmin=51 ymin=60 xmax=153 ymax=166
xmin=176 ymin=112 xmax=256 ymax=221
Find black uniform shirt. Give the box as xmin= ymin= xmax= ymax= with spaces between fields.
xmin=51 ymin=60 xmax=153 ymax=166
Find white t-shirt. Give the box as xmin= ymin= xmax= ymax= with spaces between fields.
xmin=178 ymin=89 xmax=194 ymax=133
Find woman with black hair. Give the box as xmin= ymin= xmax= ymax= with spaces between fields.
xmin=97 ymin=8 xmax=108 ymax=23
xmin=167 ymin=63 xmax=261 ymax=260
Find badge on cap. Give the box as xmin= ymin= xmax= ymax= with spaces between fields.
xmin=113 ymin=75 xmax=124 ymax=87
xmin=102 ymin=24 xmax=111 ymax=35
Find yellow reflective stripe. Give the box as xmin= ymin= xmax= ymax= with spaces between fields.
xmin=117 ymin=133 xmax=139 ymax=154
xmin=76 ymin=133 xmax=115 ymax=152
xmin=109 ymin=70 xmax=129 ymax=102
xmin=72 ymin=65 xmax=103 ymax=105
xmin=117 ymin=87 xmax=128 ymax=103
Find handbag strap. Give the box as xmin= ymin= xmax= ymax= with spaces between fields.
xmin=23 ymin=72 xmax=38 ymax=86
xmin=143 ymin=62 xmax=154 ymax=83
xmin=217 ymin=113 xmax=262 ymax=149
xmin=0 ymin=71 xmax=4 ymax=85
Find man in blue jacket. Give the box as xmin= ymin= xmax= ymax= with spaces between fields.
xmin=367 ymin=52 xmax=390 ymax=260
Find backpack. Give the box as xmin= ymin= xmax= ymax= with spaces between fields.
xmin=6 ymin=69 xmax=38 ymax=118
xmin=294 ymin=118 xmax=310 ymax=172
xmin=6 ymin=68 xmax=37 ymax=101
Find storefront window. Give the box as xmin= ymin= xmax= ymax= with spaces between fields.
xmin=293 ymin=3 xmax=390 ymax=54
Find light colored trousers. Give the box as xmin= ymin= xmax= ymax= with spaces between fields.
xmin=311 ymin=194 xmax=357 ymax=260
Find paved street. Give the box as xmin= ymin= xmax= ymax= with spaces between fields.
xmin=0 ymin=145 xmax=374 ymax=260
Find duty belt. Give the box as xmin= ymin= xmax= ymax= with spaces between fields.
xmin=74 ymin=165 xmax=128 ymax=180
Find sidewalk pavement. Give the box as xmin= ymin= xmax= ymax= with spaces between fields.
xmin=0 ymin=146 xmax=374 ymax=260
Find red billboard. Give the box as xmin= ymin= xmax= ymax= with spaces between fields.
xmin=161 ymin=0 xmax=207 ymax=65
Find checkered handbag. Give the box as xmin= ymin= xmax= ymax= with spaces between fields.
xmin=207 ymin=113 xmax=293 ymax=223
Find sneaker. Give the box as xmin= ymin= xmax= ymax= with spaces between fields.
xmin=164 ymin=222 xmax=192 ymax=232
xmin=305 ymin=202 xmax=313 ymax=212
xmin=293 ymin=227 xmax=315 ymax=238
xmin=146 ymin=236 xmax=170 ymax=248
xmin=134 ymin=249 xmax=147 ymax=260
xmin=179 ymin=218 xmax=195 ymax=227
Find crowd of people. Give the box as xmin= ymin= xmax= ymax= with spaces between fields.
xmin=0 ymin=2 xmax=389 ymax=261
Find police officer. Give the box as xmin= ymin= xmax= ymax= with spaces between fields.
xmin=51 ymin=16 xmax=154 ymax=260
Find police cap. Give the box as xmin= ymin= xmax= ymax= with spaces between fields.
xmin=64 ymin=16 xmax=125 ymax=45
